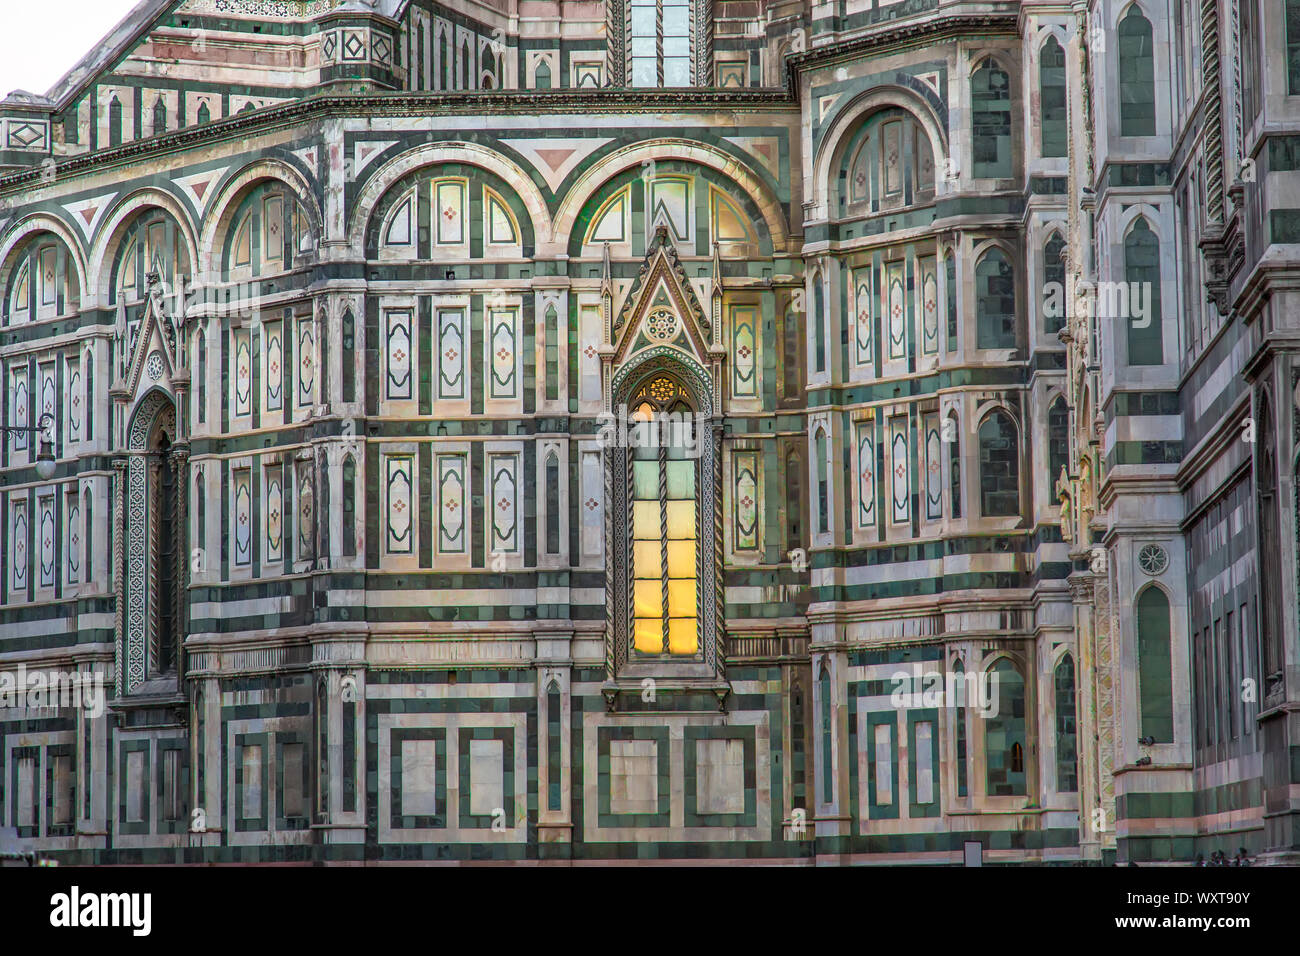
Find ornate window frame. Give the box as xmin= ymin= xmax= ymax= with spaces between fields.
xmin=118 ymin=389 xmax=184 ymax=697
xmin=604 ymin=347 xmax=725 ymax=704
xmin=608 ymin=0 xmax=712 ymax=88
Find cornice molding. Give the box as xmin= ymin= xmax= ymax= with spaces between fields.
xmin=784 ymin=12 xmax=1020 ymax=85
xmin=0 ymin=12 xmax=1030 ymax=195
xmin=0 ymin=89 xmax=798 ymax=193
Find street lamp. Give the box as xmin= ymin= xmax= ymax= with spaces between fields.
xmin=0 ymin=413 xmax=56 ymax=480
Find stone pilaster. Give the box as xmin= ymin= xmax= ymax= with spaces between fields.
xmin=310 ymin=638 xmax=367 ymax=848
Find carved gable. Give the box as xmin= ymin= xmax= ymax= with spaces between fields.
xmin=612 ymin=225 xmax=714 ymax=369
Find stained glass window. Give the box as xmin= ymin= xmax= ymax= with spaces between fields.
xmin=629 ymin=376 xmax=698 ymax=656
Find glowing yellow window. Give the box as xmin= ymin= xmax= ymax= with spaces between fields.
xmin=628 ymin=381 xmax=699 ymax=656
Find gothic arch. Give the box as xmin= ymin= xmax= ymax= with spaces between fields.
xmin=611 ymin=346 xmax=714 ymax=416
xmin=127 ymin=387 xmax=176 ymax=451
xmin=1113 ymin=3 xmax=1154 ymax=38
xmin=970 ymin=236 xmax=1017 ymax=262
xmin=1035 ymin=25 xmax=1069 ymax=55
xmin=972 ymin=399 xmax=1021 ymax=433
xmin=606 ymin=349 xmax=723 ymax=685
xmin=1034 ymin=226 xmax=1066 ymax=267
xmin=982 ymin=649 xmax=1026 ymax=676
xmin=1118 ymin=204 xmax=1166 ymax=240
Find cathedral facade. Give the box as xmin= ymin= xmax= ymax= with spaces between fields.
xmin=0 ymin=0 xmax=1294 ymax=865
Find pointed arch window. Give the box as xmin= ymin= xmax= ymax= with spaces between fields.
xmin=1118 ymin=6 xmax=1155 ymax=136
xmin=194 ymin=471 xmax=205 ymax=574
xmin=195 ymin=327 xmax=207 ymax=424
xmin=607 ymin=235 xmax=722 ymax=685
xmin=1055 ymin=654 xmax=1078 ymax=792
xmin=813 ymin=274 xmax=826 ymax=373
xmin=1124 ymin=217 xmax=1163 ymax=365
xmin=971 ymin=59 xmax=1011 ymax=178
xmin=790 ymin=677 xmax=807 ymax=806
xmin=819 ymin=661 xmax=833 ymax=804
xmin=412 ymin=21 xmax=424 ymax=90
xmin=108 ymin=96 xmax=123 ymax=147
xmin=953 ymin=661 xmax=969 ymax=797
xmin=545 ymin=452 xmax=561 ymax=555
xmin=1039 ymin=37 xmax=1067 ymax=157
xmin=815 ymin=429 xmax=829 ymax=534
xmin=785 ymin=450 xmax=803 ymax=553
xmin=544 ymin=303 xmax=560 ymax=402
xmin=481 ymin=48 xmax=498 ymax=89
xmin=546 ymin=680 xmax=562 ymax=810
xmin=783 ymin=306 xmax=802 ymax=399
xmin=151 ymin=430 xmax=179 ymax=676
xmin=985 ymin=659 xmax=1026 ymax=796
xmin=83 ymin=488 xmax=93 ymax=585
xmin=978 ymin=410 xmax=1020 ymax=517
xmin=975 ymin=247 xmax=1016 ymax=349
xmin=1043 ymin=232 xmax=1066 ymax=334
xmin=1048 ymin=396 xmax=1069 ymax=488
xmin=628 ymin=374 xmax=699 ymax=656
xmin=85 ymin=358 xmax=94 ymax=438
xmin=947 ymin=412 xmax=962 ymax=519
xmin=342 ymin=455 xmax=357 ymax=558
xmin=1137 ymin=585 xmax=1173 ymax=742
xmin=944 ymin=251 xmax=957 ymax=351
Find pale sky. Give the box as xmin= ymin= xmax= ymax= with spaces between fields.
xmin=0 ymin=0 xmax=143 ymax=99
